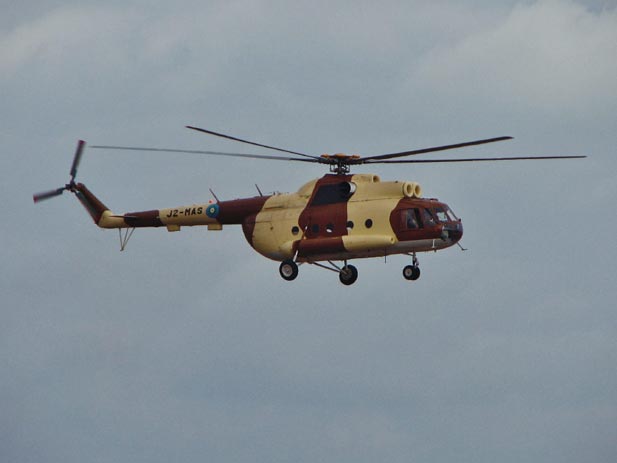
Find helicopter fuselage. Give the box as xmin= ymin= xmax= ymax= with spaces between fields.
xmin=83 ymin=172 xmax=463 ymax=264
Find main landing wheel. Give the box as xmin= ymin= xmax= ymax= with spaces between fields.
xmin=339 ymin=265 xmax=358 ymax=286
xmin=403 ymin=265 xmax=421 ymax=281
xmin=279 ymin=260 xmax=299 ymax=281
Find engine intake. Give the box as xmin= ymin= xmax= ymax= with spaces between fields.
xmin=339 ymin=181 xmax=357 ymax=198
xmin=402 ymin=182 xmax=422 ymax=198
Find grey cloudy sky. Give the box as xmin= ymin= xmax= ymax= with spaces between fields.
xmin=2 ymin=1 xmax=616 ymax=462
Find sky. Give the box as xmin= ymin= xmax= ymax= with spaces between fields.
xmin=1 ymin=1 xmax=616 ymax=462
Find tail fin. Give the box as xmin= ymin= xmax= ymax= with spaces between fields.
xmin=74 ymin=183 xmax=110 ymax=224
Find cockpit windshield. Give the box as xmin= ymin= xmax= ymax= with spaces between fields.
xmin=433 ymin=206 xmax=458 ymax=223
xmin=433 ymin=207 xmax=448 ymax=223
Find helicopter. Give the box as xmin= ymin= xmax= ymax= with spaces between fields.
xmin=33 ymin=127 xmax=585 ymax=285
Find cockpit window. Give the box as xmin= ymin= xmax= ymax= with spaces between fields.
xmin=446 ymin=206 xmax=458 ymax=220
xmin=422 ymin=208 xmax=436 ymax=226
xmin=404 ymin=209 xmax=421 ymax=229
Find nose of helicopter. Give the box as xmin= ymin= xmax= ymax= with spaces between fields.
xmin=445 ymin=221 xmax=464 ymax=243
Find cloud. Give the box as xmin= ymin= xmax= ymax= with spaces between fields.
xmin=410 ymin=0 xmax=617 ymax=116
xmin=0 ymin=6 xmax=127 ymax=77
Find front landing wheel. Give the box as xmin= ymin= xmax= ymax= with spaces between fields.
xmin=279 ymin=260 xmax=298 ymax=281
xmin=403 ymin=265 xmax=421 ymax=281
xmin=339 ymin=265 xmax=358 ymax=286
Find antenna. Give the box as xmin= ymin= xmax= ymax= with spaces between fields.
xmin=209 ymin=188 xmax=220 ymax=203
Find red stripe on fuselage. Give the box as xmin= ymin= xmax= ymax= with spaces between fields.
xmin=298 ymin=174 xmax=353 ymax=243
xmin=218 ymin=196 xmax=271 ymax=224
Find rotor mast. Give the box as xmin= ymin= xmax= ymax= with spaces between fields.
xmin=320 ymin=153 xmax=361 ymax=175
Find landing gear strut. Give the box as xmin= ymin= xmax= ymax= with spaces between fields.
xmin=403 ymin=253 xmax=421 ymax=281
xmin=279 ymin=259 xmax=299 ymax=281
xmin=309 ymin=260 xmax=359 ymax=286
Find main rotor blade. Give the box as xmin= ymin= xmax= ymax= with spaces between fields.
xmin=186 ymin=125 xmax=320 ymax=160
xmin=367 ymin=155 xmax=587 ymax=164
xmin=89 ymin=145 xmax=319 ymax=163
xmin=69 ymin=140 xmax=86 ymax=181
xmin=362 ymin=136 xmax=513 ymax=162
xmin=33 ymin=187 xmax=66 ymax=203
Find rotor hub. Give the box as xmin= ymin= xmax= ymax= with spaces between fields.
xmin=320 ymin=153 xmax=361 ymax=175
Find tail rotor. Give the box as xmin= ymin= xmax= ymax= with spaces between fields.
xmin=33 ymin=140 xmax=86 ymax=203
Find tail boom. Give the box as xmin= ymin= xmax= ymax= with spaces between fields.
xmin=75 ymin=183 xmax=270 ymax=231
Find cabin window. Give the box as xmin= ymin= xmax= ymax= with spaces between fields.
xmin=291 ymin=226 xmax=300 ymax=235
xmin=365 ymin=219 xmax=373 ymax=229
xmin=346 ymin=220 xmax=354 ymax=230
xmin=326 ymin=223 xmax=334 ymax=233
xmin=311 ymin=224 xmax=319 ymax=233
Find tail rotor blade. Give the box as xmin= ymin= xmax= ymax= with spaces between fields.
xmin=69 ymin=140 xmax=86 ymax=181
xmin=33 ymin=187 xmax=66 ymax=203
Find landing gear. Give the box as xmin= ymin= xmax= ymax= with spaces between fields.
xmin=339 ymin=264 xmax=358 ymax=286
xmin=403 ymin=253 xmax=421 ymax=281
xmin=279 ymin=259 xmax=298 ymax=281
xmin=309 ymin=260 xmax=359 ymax=285
xmin=402 ymin=265 xmax=420 ymax=281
